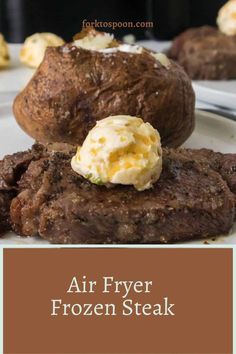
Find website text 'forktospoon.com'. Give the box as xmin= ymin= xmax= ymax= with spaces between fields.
xmin=82 ymin=19 xmax=154 ymax=30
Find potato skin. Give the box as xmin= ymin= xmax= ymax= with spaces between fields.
xmin=168 ymin=26 xmax=236 ymax=80
xmin=13 ymin=45 xmax=195 ymax=147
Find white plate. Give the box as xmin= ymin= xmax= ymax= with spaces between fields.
xmin=193 ymin=81 xmax=236 ymax=111
xmin=0 ymin=107 xmax=236 ymax=244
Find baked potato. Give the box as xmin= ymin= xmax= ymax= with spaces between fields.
xmin=168 ymin=26 xmax=236 ymax=80
xmin=13 ymin=29 xmax=195 ymax=147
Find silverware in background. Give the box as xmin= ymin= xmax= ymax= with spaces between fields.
xmin=203 ymin=109 xmax=236 ymax=121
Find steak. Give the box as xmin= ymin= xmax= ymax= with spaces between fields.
xmin=10 ymin=146 xmax=236 ymax=244
xmin=0 ymin=143 xmax=67 ymax=234
xmin=0 ymin=192 xmax=14 ymax=234
xmin=174 ymin=148 xmax=236 ymax=202
xmin=0 ymin=147 xmax=43 ymax=234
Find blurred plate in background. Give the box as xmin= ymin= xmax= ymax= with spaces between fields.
xmin=193 ymin=81 xmax=236 ymax=111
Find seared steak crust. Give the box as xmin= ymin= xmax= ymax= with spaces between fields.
xmin=176 ymin=148 xmax=236 ymax=201
xmin=0 ymin=192 xmax=14 ymax=234
xmin=0 ymin=145 xmax=44 ymax=234
xmin=10 ymin=147 xmax=235 ymax=244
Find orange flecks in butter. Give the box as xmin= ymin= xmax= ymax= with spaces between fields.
xmin=71 ymin=115 xmax=162 ymax=191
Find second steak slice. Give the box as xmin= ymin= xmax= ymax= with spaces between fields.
xmin=10 ymin=148 xmax=235 ymax=244
xmin=0 ymin=145 xmax=44 ymax=235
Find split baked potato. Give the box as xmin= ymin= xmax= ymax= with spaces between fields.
xmin=13 ymin=29 xmax=195 ymax=147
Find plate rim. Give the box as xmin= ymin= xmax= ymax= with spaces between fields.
xmin=193 ymin=81 xmax=236 ymax=110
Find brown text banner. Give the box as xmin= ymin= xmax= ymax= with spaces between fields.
xmin=4 ymin=248 xmax=232 ymax=354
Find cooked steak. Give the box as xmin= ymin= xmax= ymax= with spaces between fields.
xmin=0 ymin=192 xmax=14 ymax=234
xmin=0 ymin=147 xmax=42 ymax=190
xmin=10 ymin=147 xmax=235 ymax=244
xmin=168 ymin=26 xmax=236 ymax=80
xmin=0 ymin=145 xmax=45 ymax=234
xmin=175 ymin=148 xmax=236 ymax=200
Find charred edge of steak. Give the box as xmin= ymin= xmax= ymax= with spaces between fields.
xmin=0 ymin=191 xmax=15 ymax=235
xmin=0 ymin=142 xmax=77 ymax=232
xmin=170 ymin=148 xmax=236 ymax=209
xmin=0 ymin=143 xmax=48 ymax=234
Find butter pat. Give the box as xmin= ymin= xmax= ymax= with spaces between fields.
xmin=217 ymin=0 xmax=236 ymax=35
xmin=73 ymin=30 xmax=143 ymax=53
xmin=0 ymin=33 xmax=10 ymax=68
xmin=71 ymin=115 xmax=162 ymax=191
xmin=20 ymin=32 xmax=64 ymax=68
xmin=74 ymin=32 xmax=114 ymax=50
xmin=99 ymin=44 xmax=143 ymax=54
xmin=152 ymin=52 xmax=171 ymax=68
